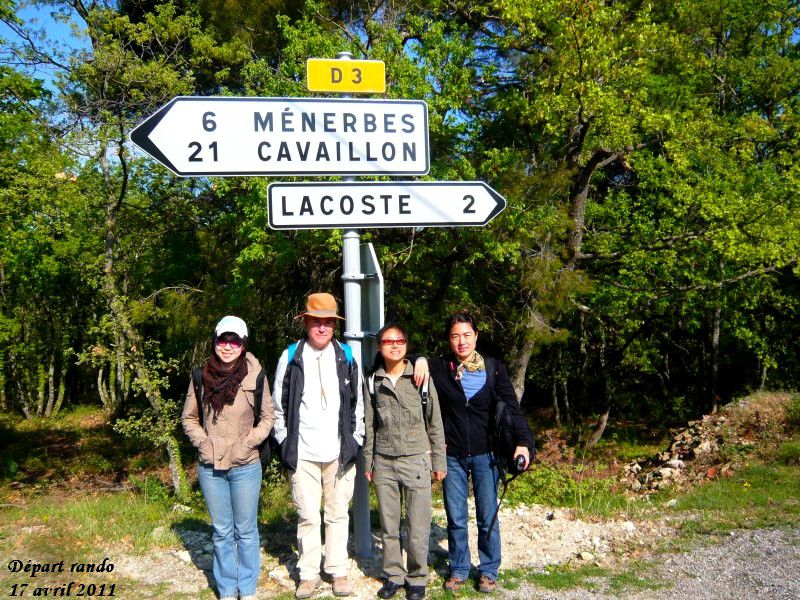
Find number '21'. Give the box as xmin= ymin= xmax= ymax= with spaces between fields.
xmin=188 ymin=111 xmax=219 ymax=162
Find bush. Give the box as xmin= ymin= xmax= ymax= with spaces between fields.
xmin=785 ymin=395 xmax=800 ymax=433
xmin=505 ymin=465 xmax=580 ymax=507
xmin=777 ymin=441 xmax=800 ymax=465
xmin=129 ymin=474 xmax=172 ymax=505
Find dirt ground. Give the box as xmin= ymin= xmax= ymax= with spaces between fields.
xmin=111 ymin=500 xmax=673 ymax=598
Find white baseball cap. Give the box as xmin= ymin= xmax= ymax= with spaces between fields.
xmin=215 ymin=315 xmax=248 ymax=339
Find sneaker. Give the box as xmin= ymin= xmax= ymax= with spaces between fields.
xmin=406 ymin=585 xmax=426 ymax=600
xmin=478 ymin=576 xmax=497 ymax=593
xmin=296 ymin=577 xmax=322 ymax=599
xmin=219 ymin=597 xmax=236 ymax=600
xmin=377 ymin=580 xmax=403 ymax=599
xmin=332 ymin=576 xmax=353 ymax=597
xmin=444 ymin=577 xmax=465 ymax=592
xmin=241 ymin=596 xmax=258 ymax=600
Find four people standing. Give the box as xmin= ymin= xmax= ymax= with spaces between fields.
xmin=182 ymin=304 xmax=534 ymax=599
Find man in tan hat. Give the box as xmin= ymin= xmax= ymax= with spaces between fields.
xmin=272 ymin=293 xmax=364 ymax=598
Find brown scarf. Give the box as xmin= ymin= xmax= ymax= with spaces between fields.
xmin=202 ymin=350 xmax=248 ymax=417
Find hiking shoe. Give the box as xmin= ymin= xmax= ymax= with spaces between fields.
xmin=478 ymin=576 xmax=497 ymax=593
xmin=332 ymin=576 xmax=353 ymax=596
xmin=296 ymin=577 xmax=321 ymax=599
xmin=406 ymin=585 xmax=426 ymax=600
xmin=378 ymin=580 xmax=403 ymax=599
xmin=444 ymin=577 xmax=465 ymax=592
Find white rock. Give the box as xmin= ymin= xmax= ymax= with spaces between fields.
xmin=176 ymin=550 xmax=192 ymax=563
xmin=579 ymin=551 xmax=595 ymax=561
xmin=621 ymin=521 xmax=637 ymax=533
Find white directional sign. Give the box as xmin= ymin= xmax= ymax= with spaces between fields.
xmin=267 ymin=181 xmax=506 ymax=230
xmin=130 ymin=96 xmax=430 ymax=177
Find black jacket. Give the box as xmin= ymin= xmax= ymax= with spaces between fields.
xmin=272 ymin=338 xmax=364 ymax=472
xmin=429 ymin=355 xmax=534 ymax=458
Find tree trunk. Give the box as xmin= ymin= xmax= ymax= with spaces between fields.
xmin=585 ymin=330 xmax=612 ymax=450
xmin=551 ymin=348 xmax=561 ymax=427
xmin=165 ymin=435 xmax=190 ymax=502
xmin=0 ymin=352 xmax=6 ymax=412
xmin=36 ymin=363 xmax=46 ymax=416
xmin=758 ymin=361 xmax=768 ymax=391
xmin=561 ymin=375 xmax=571 ymax=426
xmin=45 ymin=352 xmax=56 ymax=417
xmin=710 ymin=304 xmax=721 ymax=414
xmin=509 ymin=335 xmax=535 ymax=403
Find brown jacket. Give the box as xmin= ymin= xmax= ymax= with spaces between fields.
xmin=181 ymin=352 xmax=275 ymax=470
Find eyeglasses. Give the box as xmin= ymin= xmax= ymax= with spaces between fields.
xmin=215 ymin=337 xmax=243 ymax=349
xmin=379 ymin=338 xmax=407 ymax=347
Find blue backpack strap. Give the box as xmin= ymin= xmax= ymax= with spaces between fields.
xmin=286 ymin=341 xmax=300 ymax=363
xmin=340 ymin=341 xmax=353 ymax=364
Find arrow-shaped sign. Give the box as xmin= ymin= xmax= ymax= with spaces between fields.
xmin=130 ymin=96 xmax=430 ymax=177
xmin=267 ymin=181 xmax=507 ymax=230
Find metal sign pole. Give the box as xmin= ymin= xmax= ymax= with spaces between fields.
xmin=334 ymin=51 xmax=372 ymax=558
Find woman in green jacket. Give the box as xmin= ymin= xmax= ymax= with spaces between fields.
xmin=364 ymin=323 xmax=447 ymax=600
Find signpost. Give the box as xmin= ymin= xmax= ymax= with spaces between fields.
xmin=267 ymin=181 xmax=507 ymax=229
xmin=307 ymin=58 xmax=386 ymax=93
xmin=129 ymin=96 xmax=429 ymax=176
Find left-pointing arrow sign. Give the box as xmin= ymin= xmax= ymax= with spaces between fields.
xmin=129 ymin=96 xmax=430 ymax=177
xmin=267 ymin=181 xmax=507 ymax=230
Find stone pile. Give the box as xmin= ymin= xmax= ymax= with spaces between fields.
xmin=622 ymin=412 xmax=737 ymax=493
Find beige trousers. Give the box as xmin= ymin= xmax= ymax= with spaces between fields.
xmin=291 ymin=458 xmax=356 ymax=580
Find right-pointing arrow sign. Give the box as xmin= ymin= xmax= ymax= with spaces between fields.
xmin=268 ymin=181 xmax=507 ymax=230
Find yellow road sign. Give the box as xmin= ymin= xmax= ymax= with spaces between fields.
xmin=307 ymin=58 xmax=386 ymax=93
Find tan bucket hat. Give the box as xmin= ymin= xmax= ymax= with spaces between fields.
xmin=295 ymin=292 xmax=344 ymax=320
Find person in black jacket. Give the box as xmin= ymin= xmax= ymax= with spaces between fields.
xmin=271 ymin=293 xmax=364 ymax=599
xmin=428 ymin=312 xmax=534 ymax=594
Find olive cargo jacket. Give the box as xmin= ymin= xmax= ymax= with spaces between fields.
xmin=364 ymin=360 xmax=446 ymax=473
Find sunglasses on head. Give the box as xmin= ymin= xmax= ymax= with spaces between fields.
xmin=379 ymin=337 xmax=407 ymax=347
xmin=215 ymin=335 xmax=243 ymax=349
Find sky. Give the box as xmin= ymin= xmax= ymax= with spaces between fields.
xmin=3 ymin=2 xmax=90 ymax=88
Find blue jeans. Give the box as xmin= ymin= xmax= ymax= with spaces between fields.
xmin=198 ymin=461 xmax=262 ymax=598
xmin=442 ymin=453 xmax=501 ymax=580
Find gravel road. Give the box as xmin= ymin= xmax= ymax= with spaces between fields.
xmin=506 ymin=527 xmax=800 ymax=600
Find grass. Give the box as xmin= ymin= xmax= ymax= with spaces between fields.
xmin=3 ymin=401 xmax=800 ymax=598
xmin=496 ymin=561 xmax=665 ymax=594
xmin=668 ymin=461 xmax=800 ymax=534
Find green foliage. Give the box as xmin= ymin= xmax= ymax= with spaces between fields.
xmin=1 ymin=0 xmax=799 ymax=482
xmin=776 ymin=441 xmax=800 ymax=466
xmin=130 ymin=474 xmax=173 ymax=505
xmin=505 ymin=465 xmax=580 ymax=507
xmin=785 ymin=396 xmax=800 ymax=433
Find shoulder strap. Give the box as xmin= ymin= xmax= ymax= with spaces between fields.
xmin=253 ymin=369 xmax=265 ymax=426
xmin=192 ymin=366 xmax=204 ymax=427
xmin=485 ymin=356 xmax=497 ymax=395
xmin=420 ymin=375 xmax=429 ymax=418
xmin=287 ymin=341 xmax=300 ymax=363
xmin=340 ymin=341 xmax=353 ymax=364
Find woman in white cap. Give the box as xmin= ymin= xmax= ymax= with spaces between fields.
xmin=182 ymin=316 xmax=275 ymax=600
